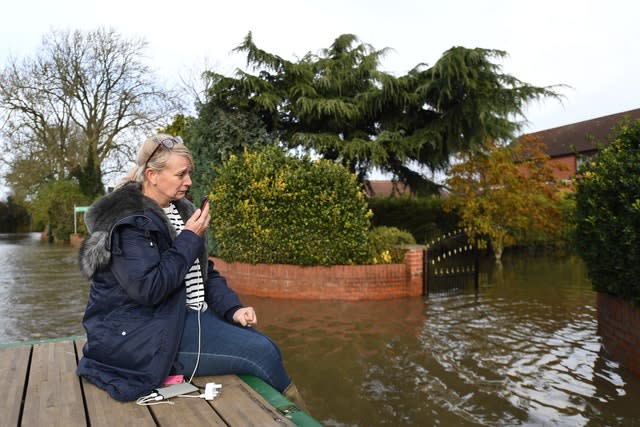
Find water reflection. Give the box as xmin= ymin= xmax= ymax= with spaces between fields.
xmin=0 ymin=233 xmax=88 ymax=343
xmin=416 ymin=292 xmax=602 ymax=425
xmin=1 ymin=234 xmax=639 ymax=426
xmin=244 ymin=255 xmax=640 ymax=426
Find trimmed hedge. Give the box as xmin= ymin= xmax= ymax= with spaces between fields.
xmin=575 ymin=118 xmax=640 ymax=304
xmin=367 ymin=226 xmax=416 ymax=263
xmin=209 ymin=146 xmax=372 ymax=265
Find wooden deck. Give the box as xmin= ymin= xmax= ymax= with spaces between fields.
xmin=1 ymin=338 xmax=313 ymax=427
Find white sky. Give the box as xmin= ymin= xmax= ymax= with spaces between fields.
xmin=1 ymin=0 xmax=639 ymax=196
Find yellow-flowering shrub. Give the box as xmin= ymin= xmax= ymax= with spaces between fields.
xmin=209 ymin=146 xmax=372 ymax=265
xmin=367 ymin=226 xmax=416 ymax=264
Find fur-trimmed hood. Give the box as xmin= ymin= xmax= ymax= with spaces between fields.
xmin=79 ymin=181 xmax=197 ymax=278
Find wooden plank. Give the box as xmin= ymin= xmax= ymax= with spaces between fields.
xmin=21 ymin=341 xmax=86 ymax=427
xmin=7 ymin=338 xmax=297 ymax=427
xmin=74 ymin=341 xmax=157 ymax=427
xmin=149 ymin=383 xmax=227 ymax=426
xmin=206 ymin=375 xmax=296 ymax=427
xmin=0 ymin=345 xmax=32 ymax=427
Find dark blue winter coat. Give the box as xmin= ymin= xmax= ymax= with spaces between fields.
xmin=77 ymin=182 xmax=241 ymax=401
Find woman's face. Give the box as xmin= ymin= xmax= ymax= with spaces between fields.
xmin=146 ymin=153 xmax=193 ymax=207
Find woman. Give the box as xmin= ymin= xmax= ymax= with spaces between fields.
xmin=77 ymin=134 xmax=305 ymax=408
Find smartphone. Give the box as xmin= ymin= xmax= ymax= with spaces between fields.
xmin=200 ymin=196 xmax=209 ymax=210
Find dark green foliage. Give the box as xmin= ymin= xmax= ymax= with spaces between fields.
xmin=71 ymin=148 xmax=104 ymax=198
xmin=575 ymin=119 xmax=640 ymax=304
xmin=202 ymin=33 xmax=560 ymax=193
xmin=368 ymin=195 xmax=458 ymax=244
xmin=209 ymin=146 xmax=372 ymax=265
xmin=0 ymin=197 xmax=31 ymax=232
xmin=185 ymin=103 xmax=273 ymax=203
xmin=367 ymin=226 xmax=416 ymax=263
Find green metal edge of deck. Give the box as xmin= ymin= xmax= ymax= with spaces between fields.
xmin=240 ymin=375 xmax=323 ymax=427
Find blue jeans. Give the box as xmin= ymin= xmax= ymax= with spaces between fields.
xmin=175 ymin=307 xmax=291 ymax=392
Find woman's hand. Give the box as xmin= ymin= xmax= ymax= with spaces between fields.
xmin=233 ymin=307 xmax=258 ymax=327
xmin=184 ymin=202 xmax=210 ymax=237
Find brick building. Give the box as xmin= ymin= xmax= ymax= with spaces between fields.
xmin=527 ymin=108 xmax=640 ymax=180
xmin=363 ymin=180 xmax=411 ymax=198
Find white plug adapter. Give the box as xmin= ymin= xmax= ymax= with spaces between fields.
xmin=204 ymin=382 xmax=222 ymax=400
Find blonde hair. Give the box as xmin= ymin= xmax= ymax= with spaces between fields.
xmin=119 ymin=134 xmax=193 ymax=185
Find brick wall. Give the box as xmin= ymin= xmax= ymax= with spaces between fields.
xmin=549 ymin=155 xmax=577 ymax=180
xmin=597 ymin=292 xmax=640 ymax=377
xmin=211 ymin=246 xmax=425 ymax=300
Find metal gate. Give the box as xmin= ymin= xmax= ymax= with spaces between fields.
xmin=424 ymin=229 xmax=479 ymax=296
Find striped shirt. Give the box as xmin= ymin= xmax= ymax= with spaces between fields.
xmin=163 ymin=203 xmax=206 ymax=310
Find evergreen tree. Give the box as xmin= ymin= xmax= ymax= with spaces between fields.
xmin=71 ymin=147 xmax=104 ymax=198
xmin=186 ymin=102 xmax=273 ymax=202
xmin=202 ymin=32 xmax=560 ymax=193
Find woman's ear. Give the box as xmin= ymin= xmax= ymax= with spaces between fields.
xmin=144 ymin=168 xmax=157 ymax=186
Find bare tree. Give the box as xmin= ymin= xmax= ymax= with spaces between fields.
xmin=0 ymin=28 xmax=180 ymax=199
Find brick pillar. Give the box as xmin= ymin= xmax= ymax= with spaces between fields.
xmin=597 ymin=292 xmax=640 ymax=378
xmin=403 ymin=245 xmax=426 ymax=296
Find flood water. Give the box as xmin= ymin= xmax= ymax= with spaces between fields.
xmin=1 ymin=232 xmax=639 ymax=426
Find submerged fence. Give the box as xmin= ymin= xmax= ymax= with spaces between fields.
xmin=425 ymin=229 xmax=479 ymax=296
